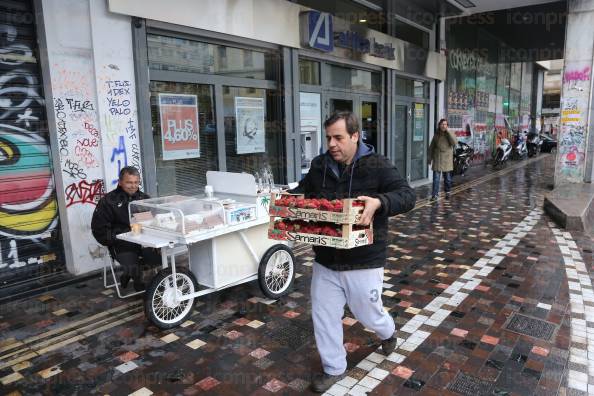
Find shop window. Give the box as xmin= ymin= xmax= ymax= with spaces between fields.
xmin=299 ymin=59 xmax=321 ymax=85
xmin=148 ymin=34 xmax=279 ymax=80
xmin=393 ymin=19 xmax=430 ymax=49
xmin=328 ymin=64 xmax=380 ymax=92
xmin=395 ymin=77 xmax=428 ymax=98
xmin=223 ymin=86 xmax=285 ymax=184
xmin=150 ymin=81 xmax=218 ymax=196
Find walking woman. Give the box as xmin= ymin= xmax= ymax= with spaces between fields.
xmin=429 ymin=119 xmax=457 ymax=200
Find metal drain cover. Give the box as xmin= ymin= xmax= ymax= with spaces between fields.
xmin=505 ymin=313 xmax=556 ymax=340
xmin=269 ymin=323 xmax=314 ymax=350
xmin=448 ymin=372 xmax=492 ymax=396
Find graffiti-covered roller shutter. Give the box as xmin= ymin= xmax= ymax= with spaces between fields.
xmin=0 ymin=0 xmax=65 ymax=289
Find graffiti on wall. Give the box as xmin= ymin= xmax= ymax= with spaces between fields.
xmin=100 ymin=77 xmax=142 ymax=186
xmin=0 ymin=20 xmax=60 ymax=271
xmin=557 ymin=63 xmax=591 ymax=181
xmin=564 ymin=66 xmax=591 ymax=83
xmin=50 ymin=56 xmax=108 ymax=269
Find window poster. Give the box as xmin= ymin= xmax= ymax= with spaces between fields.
xmin=235 ymin=97 xmax=265 ymax=154
xmin=413 ymin=103 xmax=425 ymax=142
xmin=159 ymin=93 xmax=200 ymax=160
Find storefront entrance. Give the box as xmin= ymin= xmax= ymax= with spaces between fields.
xmin=390 ymin=77 xmax=430 ymax=183
xmin=298 ymin=58 xmax=383 ymax=177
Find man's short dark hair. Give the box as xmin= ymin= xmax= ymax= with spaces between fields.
xmin=119 ymin=166 xmax=140 ymax=180
xmin=324 ymin=111 xmax=360 ymax=137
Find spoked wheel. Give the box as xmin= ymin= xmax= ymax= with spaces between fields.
xmin=258 ymin=245 xmax=295 ymax=299
xmin=145 ymin=267 xmax=197 ymax=329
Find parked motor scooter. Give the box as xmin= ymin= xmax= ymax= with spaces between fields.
xmin=526 ymin=131 xmax=542 ymax=157
xmin=512 ymin=131 xmax=528 ymax=160
xmin=453 ymin=142 xmax=474 ymax=176
xmin=493 ymin=138 xmax=512 ymax=168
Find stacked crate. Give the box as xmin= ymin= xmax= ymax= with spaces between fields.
xmin=267 ymin=193 xmax=373 ymax=249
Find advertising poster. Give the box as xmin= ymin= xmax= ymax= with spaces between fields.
xmin=159 ymin=93 xmax=200 ymax=160
xmin=413 ymin=103 xmax=425 ymax=142
xmin=235 ymin=97 xmax=265 ymax=154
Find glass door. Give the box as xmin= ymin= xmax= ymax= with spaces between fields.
xmin=391 ymin=100 xmax=429 ymax=182
xmin=410 ymin=102 xmax=428 ymax=181
xmin=392 ymin=101 xmax=409 ymax=179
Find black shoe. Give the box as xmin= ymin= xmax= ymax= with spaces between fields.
xmin=445 ymin=193 xmax=451 ymax=200
xmin=430 ymin=195 xmax=437 ymax=202
xmin=382 ymin=334 xmax=397 ymax=355
xmin=120 ymin=274 xmax=130 ymax=289
xmin=310 ymin=372 xmax=346 ymax=393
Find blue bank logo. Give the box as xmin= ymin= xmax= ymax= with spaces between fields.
xmin=303 ymin=11 xmax=333 ymax=52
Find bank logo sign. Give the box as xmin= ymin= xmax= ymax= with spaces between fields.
xmin=300 ymin=10 xmax=395 ymax=61
xmin=301 ymin=10 xmax=334 ymax=52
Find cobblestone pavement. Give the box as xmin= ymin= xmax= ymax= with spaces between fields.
xmin=1 ymin=154 xmax=591 ymax=396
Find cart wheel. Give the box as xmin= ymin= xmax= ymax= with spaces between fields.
xmin=258 ymin=244 xmax=295 ymax=299
xmin=144 ymin=267 xmax=198 ymax=329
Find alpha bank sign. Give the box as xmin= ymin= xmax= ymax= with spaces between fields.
xmin=300 ymin=11 xmax=395 ymax=61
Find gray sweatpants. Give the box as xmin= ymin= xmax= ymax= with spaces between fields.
xmin=311 ymin=262 xmax=395 ymax=375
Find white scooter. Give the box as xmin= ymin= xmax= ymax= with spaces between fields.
xmin=493 ymin=138 xmax=512 ymax=168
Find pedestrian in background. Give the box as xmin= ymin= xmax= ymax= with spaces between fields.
xmin=429 ymin=118 xmax=457 ymax=200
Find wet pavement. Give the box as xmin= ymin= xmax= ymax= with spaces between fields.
xmin=1 ymin=154 xmax=591 ymax=396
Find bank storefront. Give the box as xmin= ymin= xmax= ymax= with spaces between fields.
xmin=109 ymin=0 xmax=445 ymax=195
xmin=296 ymin=10 xmax=440 ymax=184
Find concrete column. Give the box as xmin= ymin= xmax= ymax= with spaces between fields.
xmin=555 ymin=0 xmax=594 ymax=185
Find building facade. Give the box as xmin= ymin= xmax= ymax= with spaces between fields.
xmin=0 ymin=0 xmax=551 ymax=288
xmin=0 ymin=0 xmax=445 ymax=283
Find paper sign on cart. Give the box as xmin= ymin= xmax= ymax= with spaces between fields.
xmin=159 ymin=93 xmax=200 ymax=160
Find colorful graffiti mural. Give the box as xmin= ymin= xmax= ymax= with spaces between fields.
xmin=0 ymin=2 xmax=62 ymax=275
xmin=556 ymin=63 xmax=591 ymax=182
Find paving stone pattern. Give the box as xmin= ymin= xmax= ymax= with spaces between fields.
xmin=0 ymin=155 xmax=589 ymax=396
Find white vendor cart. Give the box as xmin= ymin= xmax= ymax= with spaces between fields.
xmin=117 ymin=172 xmax=295 ymax=329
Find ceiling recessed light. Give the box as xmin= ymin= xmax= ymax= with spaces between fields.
xmin=359 ymin=19 xmax=367 ymax=23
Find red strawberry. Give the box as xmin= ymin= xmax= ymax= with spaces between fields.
xmin=333 ymin=200 xmax=343 ymax=212
xmin=319 ymin=199 xmax=331 ymax=211
xmin=276 ymin=221 xmax=286 ymax=231
xmin=296 ymin=199 xmax=306 ymax=208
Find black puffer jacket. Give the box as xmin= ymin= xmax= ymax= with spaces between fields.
xmin=291 ymin=143 xmax=416 ymax=271
xmin=91 ymin=186 xmax=149 ymax=253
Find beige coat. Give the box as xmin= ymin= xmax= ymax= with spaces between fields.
xmin=429 ymin=129 xmax=457 ymax=172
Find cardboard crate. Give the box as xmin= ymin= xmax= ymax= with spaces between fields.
xmin=270 ymin=192 xmax=364 ymax=224
xmin=268 ymin=221 xmax=373 ymax=249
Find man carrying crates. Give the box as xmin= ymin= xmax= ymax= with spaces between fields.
xmin=291 ymin=111 xmax=416 ymax=392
